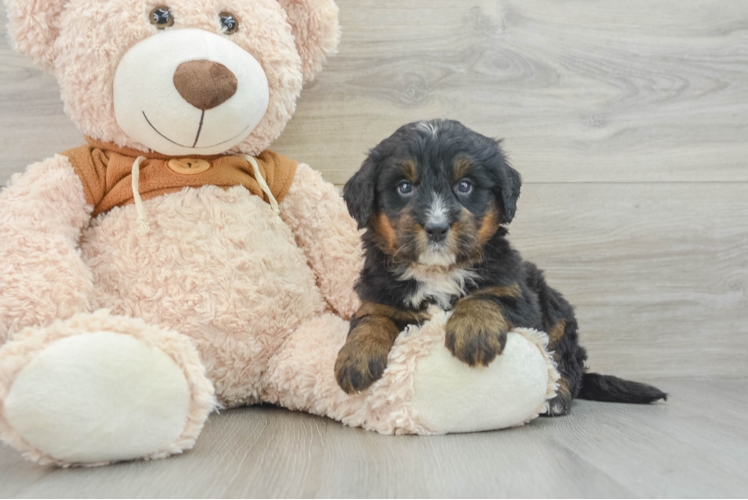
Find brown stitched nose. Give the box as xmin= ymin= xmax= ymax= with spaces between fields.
xmin=173 ymin=60 xmax=238 ymax=111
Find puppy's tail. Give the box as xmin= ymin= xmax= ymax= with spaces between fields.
xmin=577 ymin=373 xmax=667 ymax=404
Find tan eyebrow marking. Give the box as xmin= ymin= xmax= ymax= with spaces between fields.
xmin=401 ymin=159 xmax=417 ymax=182
xmin=454 ymin=157 xmax=472 ymax=181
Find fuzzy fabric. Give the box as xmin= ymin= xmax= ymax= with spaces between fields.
xmin=262 ymin=309 xmax=559 ymax=435
xmin=410 ymin=322 xmax=560 ymax=433
xmin=279 ymin=163 xmax=363 ymax=319
xmin=4 ymin=0 xmax=340 ymax=156
xmin=0 ymin=156 xmax=92 ymax=344
xmin=79 ymin=180 xmax=326 ymax=407
xmin=73 ymin=163 xmax=359 ymax=408
xmin=261 ymin=312 xmax=432 ymax=434
xmin=0 ymin=311 xmax=216 ymax=467
xmin=278 ymin=0 xmax=340 ymax=82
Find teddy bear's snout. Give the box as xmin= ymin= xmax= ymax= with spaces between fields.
xmin=113 ymin=28 xmax=269 ymax=155
xmin=173 ymin=60 xmax=238 ymax=111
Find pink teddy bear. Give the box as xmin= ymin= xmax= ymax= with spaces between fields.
xmin=0 ymin=0 xmax=557 ymax=467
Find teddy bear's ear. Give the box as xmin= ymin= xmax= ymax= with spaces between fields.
xmin=277 ymin=0 xmax=341 ymax=82
xmin=5 ymin=0 xmax=71 ymax=71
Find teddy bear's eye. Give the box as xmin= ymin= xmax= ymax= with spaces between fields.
xmin=219 ymin=13 xmax=239 ymax=35
xmin=150 ymin=7 xmax=174 ymax=29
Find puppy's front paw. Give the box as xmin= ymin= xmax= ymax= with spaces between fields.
xmin=445 ymin=300 xmax=507 ymax=366
xmin=334 ymin=338 xmax=390 ymax=394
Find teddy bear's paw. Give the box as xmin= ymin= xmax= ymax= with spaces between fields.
xmin=409 ymin=327 xmax=559 ymax=434
xmin=0 ymin=312 xmax=215 ymax=467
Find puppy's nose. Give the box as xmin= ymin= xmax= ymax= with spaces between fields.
xmin=425 ymin=221 xmax=450 ymax=242
xmin=173 ymin=60 xmax=238 ymax=110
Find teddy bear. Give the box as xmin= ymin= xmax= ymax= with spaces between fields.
xmin=0 ymin=0 xmax=559 ymax=467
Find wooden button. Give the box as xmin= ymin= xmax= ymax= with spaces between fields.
xmin=167 ymin=158 xmax=211 ymax=175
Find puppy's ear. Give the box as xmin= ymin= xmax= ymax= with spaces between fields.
xmin=6 ymin=0 xmax=72 ymax=71
xmin=489 ymin=144 xmax=522 ymax=224
xmin=343 ymin=156 xmax=378 ymax=229
xmin=498 ymin=162 xmax=522 ymax=223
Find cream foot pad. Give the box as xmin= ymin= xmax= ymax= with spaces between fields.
xmin=0 ymin=312 xmax=215 ymax=466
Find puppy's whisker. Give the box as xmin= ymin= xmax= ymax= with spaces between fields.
xmin=391 ymin=243 xmax=410 ymax=260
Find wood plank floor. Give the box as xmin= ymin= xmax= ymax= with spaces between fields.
xmin=1 ymin=0 xmax=747 ymax=497
xmin=1 ymin=379 xmax=746 ymax=498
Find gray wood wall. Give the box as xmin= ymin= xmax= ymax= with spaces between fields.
xmin=1 ymin=0 xmax=746 ymax=380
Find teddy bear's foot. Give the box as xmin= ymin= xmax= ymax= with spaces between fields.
xmin=0 ymin=311 xmax=216 ymax=467
xmin=407 ymin=317 xmax=560 ymax=433
xmin=262 ymin=310 xmax=559 ymax=435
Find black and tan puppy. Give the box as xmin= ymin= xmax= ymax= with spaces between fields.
xmin=335 ymin=119 xmax=666 ymax=415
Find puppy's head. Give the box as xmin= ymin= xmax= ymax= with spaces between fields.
xmin=344 ymin=119 xmax=521 ymax=268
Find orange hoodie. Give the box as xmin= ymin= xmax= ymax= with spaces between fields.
xmin=61 ymin=137 xmax=298 ymax=217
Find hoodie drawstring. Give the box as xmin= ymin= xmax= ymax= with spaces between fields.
xmin=131 ymin=156 xmax=150 ymax=235
xmin=130 ymin=154 xmax=282 ymax=235
xmin=239 ymin=154 xmax=282 ymax=225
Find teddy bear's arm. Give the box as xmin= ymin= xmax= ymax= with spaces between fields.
xmin=279 ymin=163 xmax=363 ymax=319
xmin=0 ymin=155 xmax=93 ymax=344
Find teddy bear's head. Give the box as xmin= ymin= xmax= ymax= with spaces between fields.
xmin=5 ymin=0 xmax=339 ymax=156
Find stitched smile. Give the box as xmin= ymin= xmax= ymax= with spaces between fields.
xmin=142 ymin=111 xmax=253 ymax=149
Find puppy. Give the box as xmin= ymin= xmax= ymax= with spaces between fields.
xmin=335 ymin=119 xmax=666 ymax=415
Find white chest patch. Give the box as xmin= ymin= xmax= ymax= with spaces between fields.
xmin=399 ymin=266 xmax=479 ymax=310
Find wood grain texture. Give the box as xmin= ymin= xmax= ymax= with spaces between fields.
xmin=2 ymin=1 xmax=748 ymax=185
xmin=509 ymin=183 xmax=748 ymax=380
xmin=0 ymin=379 xmax=746 ymax=498
xmin=273 ymin=0 xmax=748 ymax=185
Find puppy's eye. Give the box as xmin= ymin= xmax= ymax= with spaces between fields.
xmin=455 ymin=179 xmax=473 ymax=195
xmin=150 ymin=7 xmax=174 ymax=29
xmin=220 ymin=12 xmax=239 ymax=34
xmin=397 ymin=181 xmax=414 ymax=196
